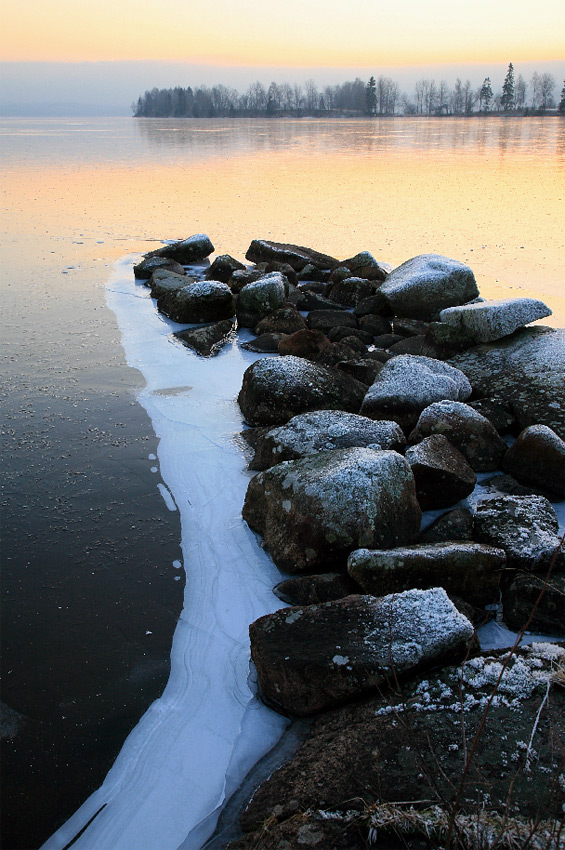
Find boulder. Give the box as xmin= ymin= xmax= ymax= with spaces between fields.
xmin=379 ymin=254 xmax=479 ymax=320
xmin=133 ymin=256 xmax=185 ymax=280
xmin=246 ymin=239 xmax=339 ymax=271
xmin=173 ymin=319 xmax=235 ymax=356
xmin=249 ymin=410 xmax=406 ymax=470
xmin=262 ymin=261 xmax=299 ymax=286
xmin=242 ymin=447 xmax=421 ymax=573
xmin=373 ymin=333 xmax=404 ymax=349
xmin=358 ymin=314 xmax=392 ymax=337
xmin=204 ymin=253 xmax=245 ymax=282
xmin=347 ymin=542 xmax=505 ymax=607
xmin=240 ymin=333 xmax=288 ymax=353
xmin=146 ymin=233 xmax=214 ymax=264
xmin=467 ymin=398 xmax=516 ymax=433
xmin=228 ymin=268 xmax=265 ymax=294
xmin=315 ymin=341 xmax=361 ymax=369
xmin=421 ymin=320 xmax=479 ymax=359
xmin=158 ymin=280 xmax=235 ymax=323
xmin=296 ymin=264 xmax=331 ymax=283
xmin=148 ymin=269 xmax=194 ymax=299
xmin=449 ymin=327 xmax=565 ymax=439
xmin=249 ymin=588 xmax=473 ymax=715
xmin=353 ymin=292 xmax=391 ymax=317
xmin=359 ymin=355 xmax=472 ymax=433
xmin=327 ymin=326 xmax=373 ymax=345
xmin=335 ymin=251 xmax=389 ymax=282
xmin=238 ymin=356 xmax=366 ymax=426
xmin=439 ymin=297 xmax=552 ymax=343
xmin=254 ymin=306 xmax=306 ymax=336
xmin=306 ymin=310 xmax=358 ymax=333
xmin=502 ymin=425 xmax=565 ymax=498
xmin=420 ymin=507 xmax=474 ymax=544
xmin=388 ymin=334 xmax=427 ymax=355
xmin=336 ymin=359 xmax=383 ymax=386
xmin=405 ymin=434 xmax=477 ymax=510
xmin=325 ymin=277 xmax=379 ymax=307
xmin=409 ymin=400 xmax=507 ymax=472
xmin=393 ymin=318 xmax=430 ymax=337
xmin=473 ymin=495 xmax=564 ymax=573
xmin=299 ymin=291 xmax=346 ymax=311
xmin=273 ymin=573 xmax=355 ymax=606
xmin=502 ymin=572 xmax=565 ymax=634
xmin=277 ymin=328 xmax=331 ymax=360
xmin=236 ymin=272 xmax=287 ymax=327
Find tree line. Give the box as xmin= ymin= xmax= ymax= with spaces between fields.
xmin=133 ymin=66 xmax=565 ymax=118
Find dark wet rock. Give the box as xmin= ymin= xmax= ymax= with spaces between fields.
xmin=241 ymin=333 xmax=288 ymax=353
xmin=327 ymin=326 xmax=373 ymax=345
xmin=236 ymin=273 xmax=288 ymax=327
xmin=405 ymin=434 xmax=477 ymax=510
xmin=337 ymin=358 xmax=383 ymax=386
xmin=379 ymin=254 xmax=479 ymax=320
xmin=366 ymin=348 xmax=394 ymax=364
xmin=420 ymin=507 xmax=474 ymax=543
xmin=353 ymin=291 xmax=391 ymax=317
xmin=358 ymin=314 xmax=392 ymax=337
xmin=439 ymin=297 xmax=552 ymax=343
xmin=277 ymin=329 xmax=331 ymax=360
xmin=273 ymin=573 xmax=356 ymax=606
xmin=204 ymin=254 xmax=245 ymax=283
xmin=314 ymin=341 xmax=361 ymax=370
xmin=326 ymin=264 xmax=352 ymax=285
xmin=254 ymin=305 xmax=307 ymax=336
xmin=263 ymin=261 xmax=299 ymax=287
xmin=502 ymin=572 xmax=565 ymax=634
xmin=173 ymin=319 xmax=235 ymax=357
xmin=449 ymin=326 xmax=565 ymax=439
xmin=296 ymin=263 xmax=331 ymax=283
xmin=146 ymin=233 xmax=214 ymax=264
xmin=246 ymin=239 xmax=338 ymax=271
xmin=133 ymin=256 xmax=185 ymax=280
xmin=238 ymin=426 xmax=271 ymax=451
xmin=371 ymin=333 xmax=403 ymax=349
xmin=388 ymin=334 xmax=427 ymax=355
xmin=502 ymin=425 xmax=565 ymax=498
xmin=333 ymin=335 xmax=367 ymax=355
xmin=409 ymin=400 xmax=507 ymax=472
xmin=249 ymin=589 xmax=473 ymax=715
xmin=299 ymin=291 xmax=345 ymax=313
xmin=473 ymin=495 xmax=564 ymax=573
xmin=228 ymin=268 xmax=265 ymax=294
xmin=238 ymin=357 xmax=366 ymax=427
xmin=336 ymin=251 xmax=389 ymax=282
xmin=393 ymin=317 xmax=430 ymax=337
xmin=249 ymin=410 xmax=406 ymax=471
xmin=148 ymin=269 xmax=194 ymax=299
xmin=306 ymin=309 xmax=357 ymax=333
xmin=467 ymin=398 xmax=516 ymax=433
xmin=347 ymin=542 xmax=505 ymax=607
xmin=243 ymin=447 xmax=421 ymax=573
xmin=359 ymin=355 xmax=472 ymax=433
xmin=324 ymin=277 xmax=380 ymax=307
xmin=158 ymin=280 xmax=235 ymax=323
xmin=480 ymin=473 xmax=550 ymax=498
xmin=421 ymin=320 xmax=479 ymax=359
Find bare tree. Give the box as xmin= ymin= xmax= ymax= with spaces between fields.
xmin=515 ymin=74 xmax=527 ymax=110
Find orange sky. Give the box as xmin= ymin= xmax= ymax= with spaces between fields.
xmin=4 ymin=0 xmax=564 ymax=65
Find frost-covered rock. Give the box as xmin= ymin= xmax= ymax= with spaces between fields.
xmin=420 ymin=507 xmax=474 ymax=544
xmin=405 ymin=434 xmax=477 ymax=510
xmin=379 ymin=254 xmax=479 ymax=320
xmin=133 ymin=256 xmax=185 ymax=280
xmin=250 ymin=410 xmax=406 ymax=470
xmin=147 ymin=233 xmax=214 ymax=264
xmin=254 ymin=305 xmax=307 ymax=336
xmin=502 ymin=572 xmax=565 ymax=634
xmin=236 ymin=272 xmax=287 ymax=327
xmin=158 ymin=280 xmax=235 ymax=323
xmin=242 ymin=447 xmax=421 ymax=573
xmin=149 ymin=268 xmax=193 ymax=298
xmin=409 ymin=400 xmax=507 ymax=472
xmin=439 ymin=297 xmax=552 ymax=343
xmin=249 ymin=588 xmax=473 ymax=715
xmin=467 ymin=398 xmax=516 ymax=433
xmin=238 ymin=356 xmax=365 ymax=426
xmin=347 ymin=542 xmax=505 ymax=607
xmin=502 ymin=425 xmax=565 ymax=498
xmin=359 ymin=355 xmax=472 ymax=432
xmin=273 ymin=572 xmax=355 ymax=606
xmin=473 ymin=495 xmax=565 ymax=573
xmin=204 ymin=253 xmax=245 ymax=283
xmin=246 ymin=239 xmax=339 ymax=271
xmin=324 ymin=277 xmax=380 ymax=307
xmin=449 ymin=327 xmax=565 ymax=439
xmin=174 ymin=319 xmax=235 ymax=357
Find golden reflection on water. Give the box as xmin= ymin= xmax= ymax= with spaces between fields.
xmin=3 ymin=117 xmax=564 ymax=326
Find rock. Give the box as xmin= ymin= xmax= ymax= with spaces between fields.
xmin=421 ymin=320 xmax=479 ymax=359
xmin=480 ymin=473 xmax=549 ymax=498
xmin=148 ymin=269 xmax=194 ymax=299
xmin=273 ymin=573 xmax=355 ymax=605
xmin=228 ymin=268 xmax=265 ymax=294
xmin=347 ymin=542 xmax=505 ymax=607
xmin=353 ymin=292 xmax=391 ymax=317
xmin=379 ymin=254 xmax=479 ymax=320
xmin=439 ymin=297 xmax=552 ymax=343
xmin=327 ymin=326 xmax=373 ymax=345
xmin=306 ymin=310 xmax=358 ymax=333
xmin=277 ymin=329 xmax=331 ymax=360
xmin=242 ymin=447 xmax=421 ymax=572
xmin=238 ymin=356 xmax=366 ymax=426
xmin=324 ymin=277 xmax=379 ymax=307
xmin=146 ymin=233 xmax=214 ymax=264
xmin=336 ymin=359 xmax=383 ymax=386
xmin=133 ymin=256 xmax=185 ymax=280
xmin=254 ymin=305 xmax=307 ymax=336
xmin=502 ymin=573 xmax=565 ymax=634
xmin=405 ymin=434 xmax=477 ymax=510
xmin=449 ymin=327 xmax=565 ymax=439
xmin=388 ymin=334 xmax=427 ymax=355
xmin=467 ymin=398 xmax=516 ymax=433
xmin=204 ymin=254 xmax=245 ymax=283
xmin=296 ymin=264 xmax=331 ymax=283
xmin=246 ymin=239 xmax=339 ymax=271
xmin=473 ymin=495 xmax=564 ymax=573
xmin=158 ymin=280 xmax=235 ymax=323
xmin=249 ymin=410 xmax=406 ymax=470
xmin=366 ymin=348 xmax=394 ymax=364
xmin=249 ymin=589 xmax=473 ymax=715
xmin=372 ymin=333 xmax=404 ymax=349
xmin=409 ymin=400 xmax=507 ymax=472
xmin=241 ymin=333 xmax=288 ymax=353
xmin=502 ymin=425 xmax=565 ymax=498
xmin=393 ymin=318 xmax=430 ymax=337
xmin=236 ymin=272 xmax=288 ymax=327
xmin=299 ymin=291 xmax=346 ymax=311
xmin=359 ymin=355 xmax=472 ymax=433
xmin=336 ymin=251 xmax=389 ymax=282
xmin=173 ymin=319 xmax=235 ymax=356
xmin=358 ymin=314 xmax=392 ymax=337
xmin=263 ymin=261 xmax=299 ymax=286
xmin=314 ymin=341 xmax=360 ymax=370
xmin=420 ymin=507 xmax=474 ymax=543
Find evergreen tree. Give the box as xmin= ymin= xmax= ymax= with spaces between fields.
xmin=479 ymin=77 xmax=493 ymax=112
xmin=365 ymin=76 xmax=377 ymax=115
xmin=559 ymin=80 xmax=565 ymax=113
xmin=501 ymin=62 xmax=515 ymax=111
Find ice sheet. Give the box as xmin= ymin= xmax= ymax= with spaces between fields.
xmin=41 ymin=257 xmax=289 ymax=850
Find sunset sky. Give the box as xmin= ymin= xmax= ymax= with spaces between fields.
xmin=2 ymin=0 xmax=563 ymax=113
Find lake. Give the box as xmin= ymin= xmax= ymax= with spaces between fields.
xmin=1 ymin=116 xmax=564 ymax=849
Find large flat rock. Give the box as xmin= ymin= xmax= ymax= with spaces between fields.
xmin=439 ymin=297 xmax=552 ymax=343
xmin=246 ymin=239 xmax=339 ymax=271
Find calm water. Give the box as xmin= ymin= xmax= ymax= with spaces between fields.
xmin=1 ymin=115 xmax=564 ymax=847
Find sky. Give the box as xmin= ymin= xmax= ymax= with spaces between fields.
xmin=2 ymin=0 xmax=564 ymax=114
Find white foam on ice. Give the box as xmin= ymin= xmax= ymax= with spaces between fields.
xmin=41 ymin=256 xmax=288 ymax=850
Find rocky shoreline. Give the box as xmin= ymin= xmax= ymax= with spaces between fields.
xmin=134 ymin=234 xmax=564 ymax=849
